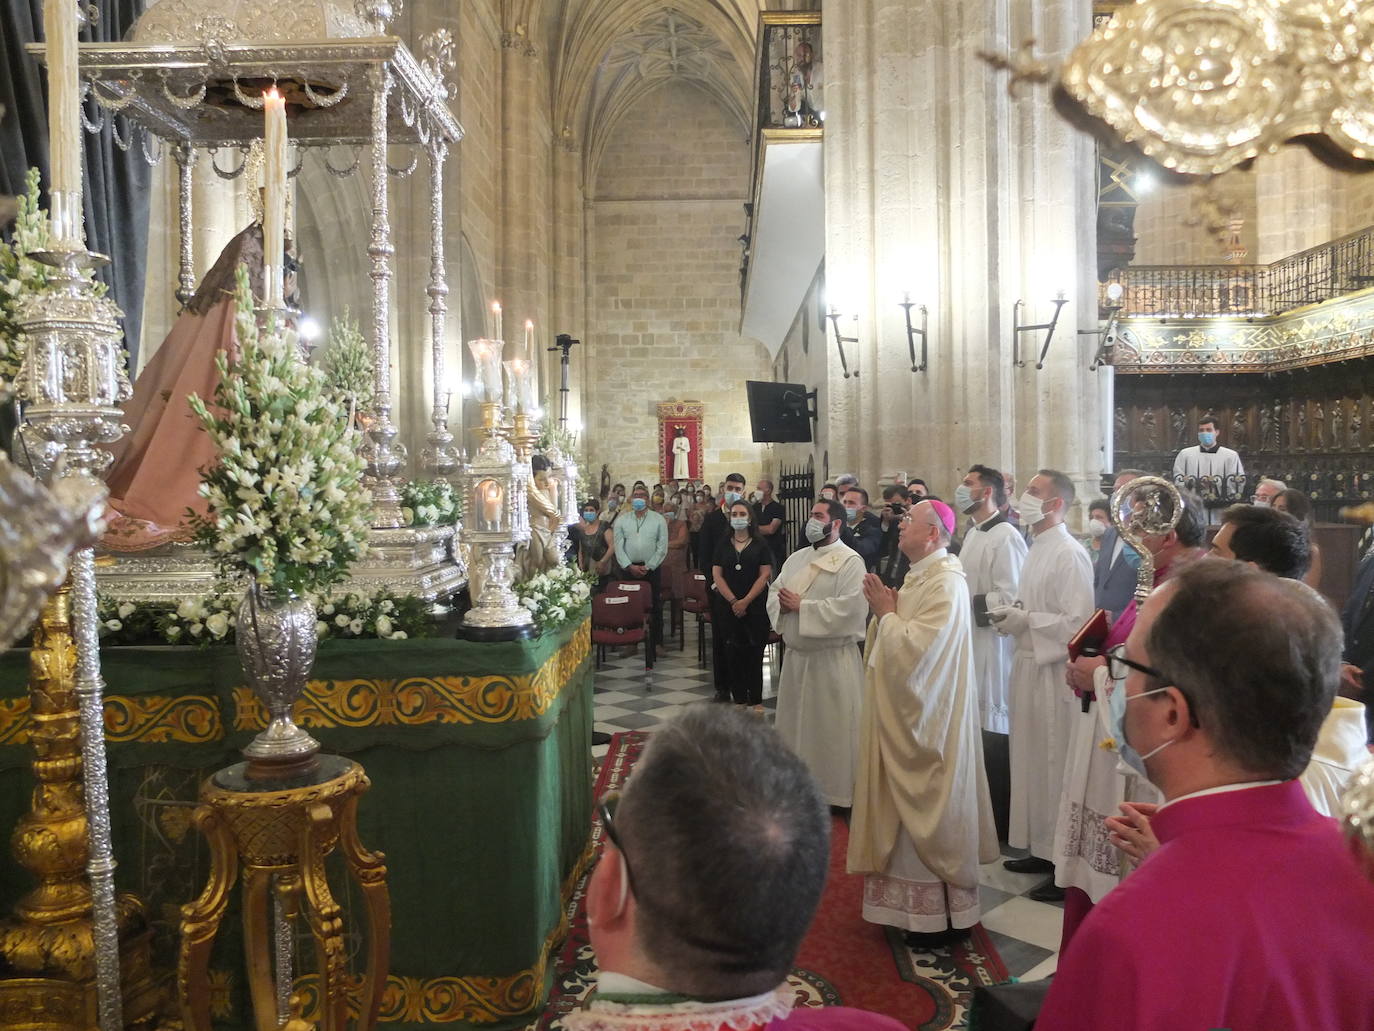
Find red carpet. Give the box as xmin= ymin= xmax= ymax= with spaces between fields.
xmin=534 ymin=732 xmax=1007 ymax=1031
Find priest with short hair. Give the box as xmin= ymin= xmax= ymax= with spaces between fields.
xmin=848 ymin=499 xmax=1000 ymax=948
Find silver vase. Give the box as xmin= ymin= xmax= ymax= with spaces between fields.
xmin=237 ymin=585 xmax=321 ymax=766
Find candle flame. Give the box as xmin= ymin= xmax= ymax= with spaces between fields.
xmin=266 ymin=87 xmax=281 ymax=100
xmin=492 ymin=301 xmax=502 ymax=313
xmin=524 ymin=319 xmax=534 ymax=329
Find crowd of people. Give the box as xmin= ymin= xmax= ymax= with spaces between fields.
xmin=571 ymin=459 xmax=1374 ymax=1030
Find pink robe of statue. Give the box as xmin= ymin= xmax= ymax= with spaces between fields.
xmin=1037 ymin=779 xmax=1374 ymax=1030
xmin=102 ymin=224 xmax=267 ymax=552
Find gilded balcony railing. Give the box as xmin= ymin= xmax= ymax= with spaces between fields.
xmin=1105 ymin=224 xmax=1374 ymax=318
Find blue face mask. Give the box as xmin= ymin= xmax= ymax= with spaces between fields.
xmin=1106 ymin=669 xmax=1174 ymax=778
xmin=844 ymin=506 xmax=860 ymax=522
xmin=1198 ymin=430 xmax=1217 ymax=447
xmin=1122 ymin=543 xmax=1143 ymax=570
xmin=582 ymin=510 xmax=597 ymax=522
xmin=631 ymin=497 xmax=647 ymax=512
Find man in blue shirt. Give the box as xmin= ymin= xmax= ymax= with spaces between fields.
xmin=615 ymin=485 xmax=669 ymax=663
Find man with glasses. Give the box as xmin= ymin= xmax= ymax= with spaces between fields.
xmin=1052 ymin=489 xmax=1206 ymax=945
xmin=849 ymin=500 xmax=999 ymax=948
xmin=1036 ymin=561 xmax=1374 ymax=1031
xmin=578 ymin=706 xmax=903 ymax=1031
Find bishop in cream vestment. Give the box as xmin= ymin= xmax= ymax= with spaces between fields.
xmin=848 ymin=547 xmax=999 ymax=932
xmin=767 ymin=537 xmax=867 ymax=806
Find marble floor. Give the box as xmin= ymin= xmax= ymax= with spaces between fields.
xmin=590 ymin=613 xmax=1062 ymax=984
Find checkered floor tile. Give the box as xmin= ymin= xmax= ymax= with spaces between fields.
xmin=589 ymin=611 xmax=1062 ymax=986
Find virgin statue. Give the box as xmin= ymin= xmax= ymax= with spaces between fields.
xmin=101 ymin=222 xmax=293 ymax=551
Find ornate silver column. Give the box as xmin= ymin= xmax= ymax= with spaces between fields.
xmin=15 ymin=237 xmax=133 ymax=1031
xmin=175 ymin=140 xmax=195 ymax=308
xmin=420 ymin=137 xmax=458 ymax=477
xmin=360 ymin=61 xmax=406 ymax=527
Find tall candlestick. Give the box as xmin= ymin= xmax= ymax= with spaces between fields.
xmin=44 ymin=0 xmax=82 ymax=244
xmin=263 ymin=88 xmax=287 ymax=306
xmin=524 ymin=319 xmax=537 ymax=410
xmin=492 ymin=301 xmax=503 ymax=343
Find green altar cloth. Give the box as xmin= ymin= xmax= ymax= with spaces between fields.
xmin=0 ymin=618 xmax=594 ymax=1029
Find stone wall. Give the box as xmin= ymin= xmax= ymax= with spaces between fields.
xmin=584 ymin=82 xmax=768 ymax=488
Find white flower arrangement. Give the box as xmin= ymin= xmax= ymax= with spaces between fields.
xmin=187 ymin=266 xmax=372 ymax=596
xmin=316 ymin=308 xmax=373 ymax=421
xmin=94 ymin=587 xmax=431 ymax=647
xmin=401 ymin=478 xmax=462 ymax=527
xmin=513 ymin=563 xmax=595 ymax=633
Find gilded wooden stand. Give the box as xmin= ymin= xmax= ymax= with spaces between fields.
xmin=177 ymin=756 xmax=390 ymax=1031
xmin=0 ymin=585 xmax=159 ymax=1031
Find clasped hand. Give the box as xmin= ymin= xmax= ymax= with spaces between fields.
xmin=777 ymin=587 xmax=802 ymax=613
xmin=862 ymin=573 xmax=897 ymax=618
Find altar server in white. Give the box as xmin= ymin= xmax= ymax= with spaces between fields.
xmin=768 ymin=497 xmax=867 ymax=806
xmin=990 ymin=470 xmax=1094 ymax=875
xmin=849 ymin=499 xmax=1000 ymax=948
xmin=1172 ymin=412 xmax=1244 ymax=485
xmin=954 ymin=465 xmax=1026 ymax=734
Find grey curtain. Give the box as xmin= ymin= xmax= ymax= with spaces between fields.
xmin=1 ymin=0 xmax=150 ymax=368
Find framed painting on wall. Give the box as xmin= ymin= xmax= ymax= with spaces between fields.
xmin=657 ymin=400 xmax=704 ymax=484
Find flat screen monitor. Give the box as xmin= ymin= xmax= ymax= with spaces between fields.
xmin=745 ymin=380 xmax=813 ymax=443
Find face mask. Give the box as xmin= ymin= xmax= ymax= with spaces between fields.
xmin=750 ymin=490 xmax=763 ymax=503
xmin=1108 ymin=678 xmax=1176 ymax=778
xmin=805 ymin=517 xmax=830 ymax=543
xmin=954 ymin=484 xmax=978 ymax=514
xmin=820 ymin=490 xmax=835 ymax=501
xmin=1122 ymin=542 xmax=1143 ymax=570
xmin=631 ymin=497 xmax=647 ymax=512
xmin=1087 ymin=519 xmax=1107 ymax=539
xmin=844 ymin=506 xmax=860 ymax=522
xmin=607 ymin=497 xmax=620 ymax=510
xmin=1254 ymin=496 xmax=1270 ymax=508
xmin=1198 ymin=431 xmax=1217 ymax=447
xmin=1018 ymin=491 xmax=1045 ymax=524
xmin=730 ymin=516 xmax=750 ymax=530
xmin=582 ymin=510 xmax=597 ymax=522
xmin=725 ymin=490 xmax=743 ymax=504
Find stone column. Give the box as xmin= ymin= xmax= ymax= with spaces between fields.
xmin=821 ymin=0 xmax=1099 ymax=504
xmin=498 ymin=22 xmax=553 ymax=403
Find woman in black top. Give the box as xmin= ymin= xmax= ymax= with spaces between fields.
xmin=571 ymin=497 xmax=613 ymax=592
xmin=711 ymin=501 xmax=774 ymax=708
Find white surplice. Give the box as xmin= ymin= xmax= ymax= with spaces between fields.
xmin=1053 ymin=663 xmax=1160 ymax=902
xmin=848 ymin=550 xmax=1000 ymax=931
xmin=1003 ymin=522 xmax=1094 ymax=860
xmin=958 ymin=516 xmax=1027 ymax=734
xmin=1301 ymin=697 xmax=1370 ymax=817
xmin=767 ymin=538 xmax=867 ymax=806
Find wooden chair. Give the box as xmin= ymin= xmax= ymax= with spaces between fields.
xmin=591 ymin=594 xmax=647 ymax=670
xmin=607 ymin=579 xmax=655 ymax=670
xmin=680 ymin=571 xmax=712 ymax=668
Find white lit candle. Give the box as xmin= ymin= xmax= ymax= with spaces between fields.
xmin=263 ymin=88 xmax=287 ymax=305
xmin=482 ymin=481 xmax=502 ymax=526
xmin=44 ymin=0 xmax=82 ymax=241
xmin=492 ymin=301 xmax=503 ymax=343
xmin=524 ymin=319 xmax=538 ymax=407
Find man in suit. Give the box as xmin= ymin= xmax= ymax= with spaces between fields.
xmin=840 ymin=486 xmax=883 ymax=571
xmin=1094 ymin=469 xmax=1148 ymax=622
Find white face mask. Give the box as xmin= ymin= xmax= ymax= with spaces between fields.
xmin=1018 ymin=491 xmax=1046 ymax=524
xmin=805 ymin=517 xmax=831 ymax=543
xmin=730 ymin=516 xmax=750 ymax=530
xmin=1087 ymin=519 xmax=1107 ymax=538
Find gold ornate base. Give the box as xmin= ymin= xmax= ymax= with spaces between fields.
xmin=0 ymin=586 xmax=161 ymax=1029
